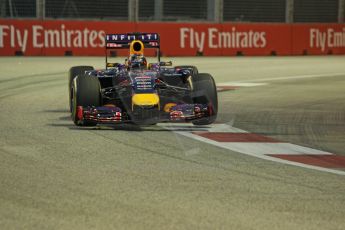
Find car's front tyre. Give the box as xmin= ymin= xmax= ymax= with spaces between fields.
xmin=68 ymin=66 xmax=94 ymax=112
xmin=191 ymin=73 xmax=218 ymax=125
xmin=71 ymin=75 xmax=101 ymax=126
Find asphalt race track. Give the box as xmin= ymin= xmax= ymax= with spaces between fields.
xmin=1 ymin=56 xmax=345 ymax=229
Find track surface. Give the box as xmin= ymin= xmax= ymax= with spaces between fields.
xmin=0 ymin=56 xmax=345 ymax=229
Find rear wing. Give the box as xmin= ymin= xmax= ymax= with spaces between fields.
xmin=105 ymin=32 xmax=161 ymax=68
xmin=106 ymin=33 xmax=160 ymax=49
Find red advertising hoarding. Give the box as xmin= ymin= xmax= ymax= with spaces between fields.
xmin=0 ymin=19 xmax=344 ymax=56
xmin=292 ymin=23 xmax=345 ymax=55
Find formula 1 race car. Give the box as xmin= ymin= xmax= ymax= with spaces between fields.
xmin=68 ymin=32 xmax=217 ymax=126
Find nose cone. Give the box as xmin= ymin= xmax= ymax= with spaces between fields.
xmin=132 ymin=93 xmax=159 ymax=107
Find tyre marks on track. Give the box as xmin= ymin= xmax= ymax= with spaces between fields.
xmin=0 ymin=73 xmax=65 ymax=101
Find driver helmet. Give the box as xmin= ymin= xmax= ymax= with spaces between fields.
xmin=128 ymin=54 xmax=147 ymax=70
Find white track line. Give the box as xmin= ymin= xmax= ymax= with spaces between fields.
xmin=220 ymin=143 xmax=333 ymax=155
xmin=219 ymin=72 xmax=345 ymax=86
xmin=159 ymin=123 xmax=345 ymax=176
xmin=160 ymin=73 xmax=345 ymax=175
xmin=217 ymin=82 xmax=268 ymax=87
xmin=162 ymin=123 xmax=248 ymax=133
xmin=251 ymin=72 xmax=345 ymax=82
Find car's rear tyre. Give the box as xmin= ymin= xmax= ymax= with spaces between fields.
xmin=71 ymin=75 xmax=101 ymax=126
xmin=69 ymin=66 xmax=94 ymax=112
xmin=191 ymin=73 xmax=218 ymax=125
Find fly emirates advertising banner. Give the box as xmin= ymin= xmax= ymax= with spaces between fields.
xmin=0 ymin=19 xmax=344 ymax=56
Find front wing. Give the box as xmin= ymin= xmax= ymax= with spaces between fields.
xmin=76 ymin=103 xmax=213 ymax=124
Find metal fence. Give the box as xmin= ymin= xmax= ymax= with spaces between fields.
xmin=163 ymin=0 xmax=207 ymax=21
xmin=45 ymin=0 xmax=128 ymax=20
xmin=294 ymin=0 xmax=339 ymax=22
xmin=1 ymin=0 xmax=344 ymax=23
xmin=223 ymin=0 xmax=286 ymax=22
xmin=139 ymin=0 xmax=154 ymax=20
xmin=0 ymin=0 xmax=36 ymax=18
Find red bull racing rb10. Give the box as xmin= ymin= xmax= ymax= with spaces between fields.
xmin=68 ymin=32 xmax=218 ymax=126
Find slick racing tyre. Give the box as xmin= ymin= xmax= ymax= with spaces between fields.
xmin=68 ymin=66 xmax=94 ymax=112
xmin=191 ymin=73 xmax=218 ymax=125
xmin=71 ymin=75 xmax=101 ymax=126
